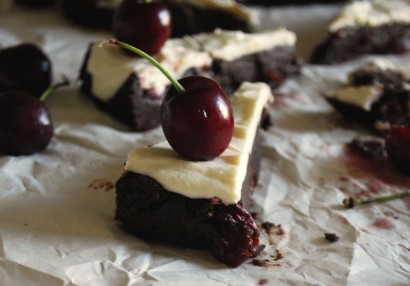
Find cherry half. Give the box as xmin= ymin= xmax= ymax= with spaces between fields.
xmin=113 ymin=0 xmax=171 ymax=56
xmin=100 ymin=40 xmax=234 ymax=161
xmin=385 ymin=125 xmax=410 ymax=176
xmin=0 ymin=43 xmax=52 ymax=98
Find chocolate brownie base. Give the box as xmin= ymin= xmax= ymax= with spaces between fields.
xmin=311 ymin=23 xmax=410 ymax=64
xmin=326 ymin=68 xmax=410 ymax=133
xmin=115 ymin=130 xmax=263 ymax=267
xmin=80 ymin=45 xmax=299 ymax=130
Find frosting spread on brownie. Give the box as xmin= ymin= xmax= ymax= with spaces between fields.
xmin=194 ymin=28 xmax=296 ymax=61
xmin=330 ymin=0 xmax=410 ymax=32
xmin=87 ymin=28 xmax=296 ymax=101
xmin=124 ymin=82 xmax=272 ymax=204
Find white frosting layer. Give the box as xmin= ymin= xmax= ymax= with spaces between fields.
xmin=124 ymin=82 xmax=272 ymax=204
xmin=87 ymin=38 xmax=211 ymax=101
xmin=87 ymin=28 xmax=295 ymax=101
xmin=330 ymin=0 xmax=410 ymax=31
xmin=170 ymin=0 xmax=257 ymax=24
xmin=194 ymin=28 xmax=296 ymax=62
xmin=324 ymin=85 xmax=383 ymax=111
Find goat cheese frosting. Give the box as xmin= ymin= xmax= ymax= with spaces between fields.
xmin=330 ymin=0 xmax=410 ymax=32
xmin=124 ymin=82 xmax=273 ymax=204
xmin=86 ymin=28 xmax=296 ymax=101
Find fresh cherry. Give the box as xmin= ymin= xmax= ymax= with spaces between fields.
xmin=161 ymin=76 xmax=233 ymax=161
xmin=16 ymin=0 xmax=57 ymax=8
xmin=112 ymin=0 xmax=171 ymax=56
xmin=385 ymin=125 xmax=410 ymax=176
xmin=0 ymin=91 xmax=53 ymax=155
xmin=100 ymin=39 xmax=234 ymax=161
xmin=0 ymin=43 xmax=52 ymax=98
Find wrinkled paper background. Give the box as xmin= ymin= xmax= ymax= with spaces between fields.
xmin=0 ymin=2 xmax=409 ymax=286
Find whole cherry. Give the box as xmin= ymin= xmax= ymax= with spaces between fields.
xmin=385 ymin=125 xmax=410 ymax=176
xmin=0 ymin=80 xmax=67 ymax=156
xmin=100 ymin=40 xmax=234 ymax=161
xmin=113 ymin=0 xmax=171 ymax=56
xmin=0 ymin=43 xmax=52 ymax=98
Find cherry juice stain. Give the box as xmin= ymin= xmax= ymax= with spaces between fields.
xmin=257 ymin=279 xmax=269 ymax=286
xmin=88 ymin=178 xmax=114 ymax=192
xmin=342 ymin=142 xmax=410 ymax=189
xmin=370 ymin=218 xmax=395 ymax=230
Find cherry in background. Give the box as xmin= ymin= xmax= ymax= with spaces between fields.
xmin=0 ymin=43 xmax=52 ymax=98
xmin=0 ymin=90 xmax=53 ymax=155
xmin=113 ymin=0 xmax=171 ymax=56
xmin=385 ymin=125 xmax=410 ymax=176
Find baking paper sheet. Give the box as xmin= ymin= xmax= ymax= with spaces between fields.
xmin=0 ymin=2 xmax=409 ymax=286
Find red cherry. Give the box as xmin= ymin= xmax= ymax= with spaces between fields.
xmin=160 ymin=76 xmax=234 ymax=161
xmin=0 ymin=90 xmax=53 ymax=155
xmin=113 ymin=0 xmax=171 ymax=56
xmin=385 ymin=125 xmax=410 ymax=176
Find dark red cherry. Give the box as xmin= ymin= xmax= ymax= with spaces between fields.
xmin=161 ymin=76 xmax=234 ymax=161
xmin=385 ymin=125 xmax=410 ymax=176
xmin=113 ymin=0 xmax=171 ymax=56
xmin=0 ymin=43 xmax=52 ymax=98
xmin=16 ymin=0 xmax=57 ymax=8
xmin=0 ymin=90 xmax=53 ymax=155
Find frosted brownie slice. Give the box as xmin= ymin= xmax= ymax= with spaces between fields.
xmin=323 ymin=60 xmax=410 ymax=133
xmin=62 ymin=0 xmax=256 ymax=34
xmin=311 ymin=0 xmax=410 ymax=64
xmin=115 ymin=82 xmax=272 ymax=267
xmin=80 ymin=28 xmax=300 ymax=130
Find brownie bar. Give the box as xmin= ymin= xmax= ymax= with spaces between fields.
xmin=80 ymin=44 xmax=300 ymax=131
xmin=115 ymin=129 xmax=263 ymax=267
xmin=311 ymin=23 xmax=410 ymax=64
xmin=325 ymin=67 xmax=410 ymax=133
xmin=62 ymin=0 xmax=254 ymax=35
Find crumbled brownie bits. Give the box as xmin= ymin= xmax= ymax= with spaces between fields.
xmin=324 ymin=233 xmax=340 ymax=242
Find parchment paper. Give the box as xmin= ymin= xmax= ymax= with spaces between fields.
xmin=0 ymin=2 xmax=409 ymax=286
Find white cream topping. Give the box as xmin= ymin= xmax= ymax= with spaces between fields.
xmin=124 ymin=82 xmax=272 ymax=204
xmin=330 ymin=0 xmax=410 ymax=31
xmin=87 ymin=28 xmax=295 ymax=101
xmin=96 ymin=0 xmax=122 ymax=9
xmin=194 ymin=28 xmax=296 ymax=62
xmin=87 ymin=38 xmax=211 ymax=101
xmin=169 ymin=0 xmax=257 ymax=24
xmin=324 ymin=85 xmax=383 ymax=111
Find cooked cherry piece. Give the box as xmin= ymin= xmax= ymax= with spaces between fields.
xmin=16 ymin=0 xmax=57 ymax=8
xmin=0 ymin=90 xmax=53 ymax=155
xmin=385 ymin=125 xmax=410 ymax=176
xmin=0 ymin=43 xmax=52 ymax=97
xmin=113 ymin=0 xmax=171 ymax=56
xmin=161 ymin=76 xmax=234 ymax=161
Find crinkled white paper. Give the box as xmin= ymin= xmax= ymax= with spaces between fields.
xmin=0 ymin=3 xmax=409 ymax=286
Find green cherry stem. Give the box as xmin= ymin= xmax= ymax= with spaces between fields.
xmin=39 ymin=77 xmax=70 ymax=102
xmin=99 ymin=39 xmax=185 ymax=94
xmin=343 ymin=190 xmax=410 ymax=209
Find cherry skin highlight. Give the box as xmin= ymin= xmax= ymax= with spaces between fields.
xmin=161 ymin=76 xmax=234 ymax=161
xmin=385 ymin=125 xmax=410 ymax=176
xmin=113 ymin=0 xmax=171 ymax=56
xmin=0 ymin=43 xmax=52 ymax=97
xmin=0 ymin=90 xmax=53 ymax=155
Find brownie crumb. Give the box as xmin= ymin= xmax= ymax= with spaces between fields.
xmin=261 ymin=222 xmax=285 ymax=236
xmin=324 ymin=233 xmax=340 ymax=242
xmin=348 ymin=138 xmax=386 ymax=160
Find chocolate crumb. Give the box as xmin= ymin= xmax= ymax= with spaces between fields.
xmin=261 ymin=222 xmax=285 ymax=236
xmin=343 ymin=197 xmax=355 ymax=209
xmin=324 ymin=233 xmax=339 ymax=242
xmin=251 ymin=212 xmax=260 ymax=220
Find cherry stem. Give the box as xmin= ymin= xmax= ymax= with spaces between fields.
xmin=39 ymin=76 xmax=70 ymax=102
xmin=343 ymin=190 xmax=410 ymax=209
xmin=99 ymin=39 xmax=186 ymax=94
